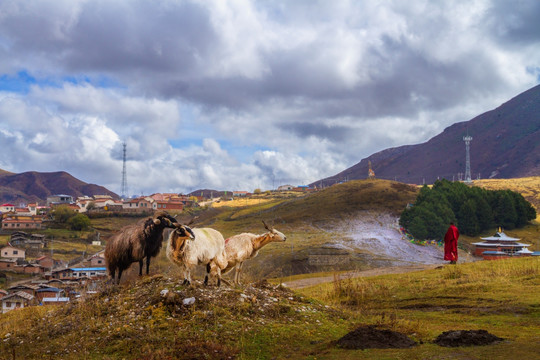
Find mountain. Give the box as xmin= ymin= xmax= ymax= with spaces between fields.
xmin=0 ymin=170 xmax=119 ymax=205
xmin=316 ymin=84 xmax=540 ymax=186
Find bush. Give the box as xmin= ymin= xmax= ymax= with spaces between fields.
xmin=67 ymin=214 xmax=92 ymax=231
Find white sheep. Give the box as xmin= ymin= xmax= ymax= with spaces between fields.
xmin=222 ymin=221 xmax=287 ymax=284
xmin=166 ymin=224 xmax=228 ymax=286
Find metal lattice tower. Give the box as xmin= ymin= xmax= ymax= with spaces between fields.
xmin=463 ymin=135 xmax=473 ymax=183
xmin=121 ymin=142 xmax=128 ymax=198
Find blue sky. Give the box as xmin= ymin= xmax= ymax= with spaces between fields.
xmin=0 ymin=0 xmax=539 ymax=196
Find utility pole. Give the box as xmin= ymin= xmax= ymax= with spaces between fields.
xmin=463 ymin=135 xmax=473 ymax=184
xmin=121 ymin=142 xmax=128 ymax=199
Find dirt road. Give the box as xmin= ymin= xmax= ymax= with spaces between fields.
xmin=281 ymin=264 xmax=440 ymax=289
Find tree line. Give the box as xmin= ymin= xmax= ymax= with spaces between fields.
xmin=399 ymin=179 xmax=536 ymax=240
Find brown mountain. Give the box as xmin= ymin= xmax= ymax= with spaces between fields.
xmin=0 ymin=170 xmax=119 ymax=205
xmin=316 ymin=84 xmax=540 ymax=186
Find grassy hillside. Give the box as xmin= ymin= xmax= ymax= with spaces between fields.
xmin=165 ymin=179 xmax=419 ymax=280
xmin=0 ymin=257 xmax=537 ymax=359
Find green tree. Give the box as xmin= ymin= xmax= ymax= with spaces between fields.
xmin=67 ymin=214 xmax=91 ymax=231
xmin=408 ymin=216 xmax=428 ymax=240
xmin=458 ymin=199 xmax=480 ymax=236
xmin=494 ymin=192 xmax=518 ymax=229
xmin=52 ymin=205 xmax=77 ymax=223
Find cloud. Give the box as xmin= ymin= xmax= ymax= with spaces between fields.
xmin=0 ymin=0 xmax=538 ymax=195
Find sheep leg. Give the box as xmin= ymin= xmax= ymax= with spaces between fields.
xmin=145 ymin=255 xmax=151 ymax=275
xmin=204 ymin=263 xmax=211 ymax=286
xmin=236 ymin=262 xmax=244 ymax=285
xmin=216 ymin=266 xmax=222 ymax=287
xmin=138 ymin=260 xmax=143 ymax=276
xmin=117 ymin=268 xmax=123 ymax=285
xmin=110 ymin=268 xmax=116 ymax=283
xmin=182 ymin=266 xmax=191 ymax=285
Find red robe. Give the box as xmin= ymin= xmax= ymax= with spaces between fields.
xmin=444 ymin=224 xmax=459 ymax=262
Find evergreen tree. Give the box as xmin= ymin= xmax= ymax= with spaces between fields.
xmin=458 ymin=199 xmax=480 ymax=236
xmin=493 ymin=191 xmax=518 ymax=230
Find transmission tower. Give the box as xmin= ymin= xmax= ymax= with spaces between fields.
xmin=121 ymin=142 xmax=128 ymax=198
xmin=463 ymin=135 xmax=473 ymax=184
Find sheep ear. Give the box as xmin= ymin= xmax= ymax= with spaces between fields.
xmin=153 ymin=219 xmax=161 ymax=225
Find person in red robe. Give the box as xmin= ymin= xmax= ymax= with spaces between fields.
xmin=444 ymin=222 xmax=459 ymax=264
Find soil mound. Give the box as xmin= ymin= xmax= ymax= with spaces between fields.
xmin=336 ymin=325 xmax=417 ymax=349
xmin=434 ymin=330 xmax=504 ymax=347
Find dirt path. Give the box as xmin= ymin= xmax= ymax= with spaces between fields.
xmin=282 ymin=264 xmax=440 ymax=289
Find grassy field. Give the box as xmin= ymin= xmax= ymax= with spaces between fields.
xmin=0 ymin=257 xmax=537 ymax=359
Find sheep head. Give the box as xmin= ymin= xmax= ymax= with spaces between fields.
xmin=173 ymin=223 xmax=195 ymax=240
xmin=154 ymin=213 xmax=178 ymax=228
xmin=169 ymin=223 xmax=195 ymax=255
xmin=262 ymin=220 xmax=287 ymax=242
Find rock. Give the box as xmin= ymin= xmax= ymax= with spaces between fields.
xmin=183 ymin=297 xmax=196 ymax=306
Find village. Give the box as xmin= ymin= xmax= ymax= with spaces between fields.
xmin=0 ymin=186 xmax=318 ymax=314
xmin=0 ymin=192 xmax=201 ymax=314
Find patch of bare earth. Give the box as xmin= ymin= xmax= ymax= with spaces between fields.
xmin=434 ymin=330 xmax=504 ymax=347
xmin=335 ymin=325 xmax=417 ymax=349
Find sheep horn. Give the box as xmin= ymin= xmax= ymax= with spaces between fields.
xmin=187 ymin=216 xmax=199 ymax=226
xmin=153 ymin=219 xmax=161 ymax=225
xmin=262 ymin=220 xmax=272 ymax=231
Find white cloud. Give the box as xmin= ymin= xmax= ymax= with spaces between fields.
xmin=0 ymin=0 xmax=538 ymax=195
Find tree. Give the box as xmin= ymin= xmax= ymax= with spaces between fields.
xmin=458 ymin=199 xmax=480 ymax=236
xmin=52 ymin=205 xmax=77 ymax=223
xmin=494 ymin=192 xmax=518 ymax=230
xmin=67 ymin=214 xmax=91 ymax=231
xmin=408 ymin=217 xmax=428 ymax=240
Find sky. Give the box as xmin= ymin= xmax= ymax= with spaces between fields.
xmin=0 ymin=0 xmax=539 ymax=197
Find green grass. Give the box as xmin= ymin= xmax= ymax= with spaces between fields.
xmin=0 ymin=258 xmax=538 ymax=359
xmin=298 ymin=257 xmax=540 ymax=359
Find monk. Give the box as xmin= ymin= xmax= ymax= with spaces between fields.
xmin=444 ymin=222 xmax=459 ymax=264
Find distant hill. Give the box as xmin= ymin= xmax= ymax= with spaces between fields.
xmin=316 ymin=84 xmax=540 ymax=186
xmin=0 ymin=170 xmax=119 ymax=205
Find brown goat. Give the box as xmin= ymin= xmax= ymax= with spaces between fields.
xmin=105 ymin=212 xmax=178 ymax=284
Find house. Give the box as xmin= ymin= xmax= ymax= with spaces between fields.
xmin=46 ymin=195 xmax=73 ymax=207
xmin=27 ymin=203 xmax=38 ymax=215
xmin=35 ymin=255 xmax=53 ymax=269
xmin=122 ymin=197 xmax=154 ymax=213
xmin=277 ymin=185 xmax=294 ymax=191
xmin=1 ymin=215 xmax=44 ymax=230
xmin=7 ymin=284 xmax=40 ymax=297
xmin=35 ymin=287 xmax=65 ymax=302
xmin=154 ymin=200 xmax=184 ymax=212
xmin=21 ymin=263 xmax=44 ymax=274
xmin=83 ymin=253 xmax=106 ymax=267
xmin=0 ymin=289 xmax=8 ymax=299
xmin=48 ymin=267 xmax=107 ymax=281
xmin=0 ymin=259 xmax=17 ymax=271
xmin=1 ymin=291 xmax=37 ymax=313
xmin=0 ymin=203 xmax=15 ymax=213
xmin=1 ymin=245 xmax=26 ymax=260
